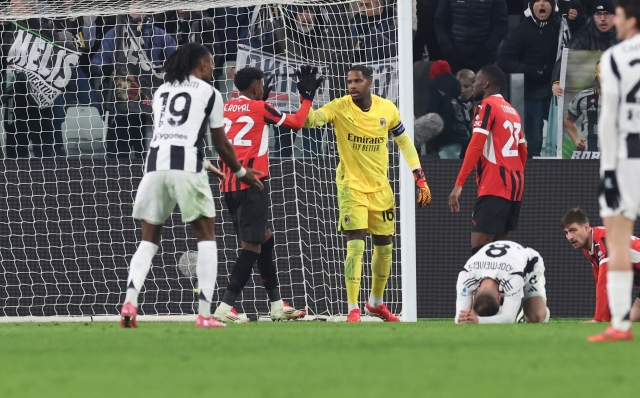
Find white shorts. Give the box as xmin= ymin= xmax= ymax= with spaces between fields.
xmin=600 ymin=159 xmax=640 ymax=221
xmin=524 ymin=258 xmax=546 ymax=301
xmin=132 ymin=169 xmax=216 ymax=224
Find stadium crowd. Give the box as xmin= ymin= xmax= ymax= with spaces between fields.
xmin=0 ymin=0 xmax=619 ymax=160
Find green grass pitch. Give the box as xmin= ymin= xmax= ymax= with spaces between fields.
xmin=0 ymin=319 xmax=635 ymax=397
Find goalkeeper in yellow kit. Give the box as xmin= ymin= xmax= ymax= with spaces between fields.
xmin=302 ymin=65 xmax=432 ymax=322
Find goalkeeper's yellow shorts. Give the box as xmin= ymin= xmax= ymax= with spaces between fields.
xmin=337 ymin=183 xmax=395 ymax=236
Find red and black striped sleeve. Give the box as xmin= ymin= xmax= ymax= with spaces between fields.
xmin=472 ymin=102 xmax=493 ymax=136
xmin=262 ymin=99 xmax=312 ymax=130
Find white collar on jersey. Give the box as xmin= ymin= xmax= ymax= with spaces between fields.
xmin=238 ymin=95 xmax=250 ymax=100
xmin=588 ymin=229 xmax=595 ymax=255
xmin=490 ymin=94 xmax=504 ymax=98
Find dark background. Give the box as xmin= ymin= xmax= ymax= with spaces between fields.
xmin=1 ymin=158 xmax=638 ymax=319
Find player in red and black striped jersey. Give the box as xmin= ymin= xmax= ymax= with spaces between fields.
xmin=218 ymin=73 xmax=312 ymax=192
xmin=213 ymin=66 xmax=322 ymax=323
xmin=449 ymin=65 xmax=528 ymax=255
xmin=560 ymin=208 xmax=640 ymax=323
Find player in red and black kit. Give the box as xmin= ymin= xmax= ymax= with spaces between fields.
xmin=448 ymin=65 xmax=528 ymax=255
xmin=212 ymin=66 xmax=323 ymax=323
xmin=560 ymin=208 xmax=640 ymax=322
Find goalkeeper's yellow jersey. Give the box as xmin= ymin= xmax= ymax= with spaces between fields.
xmin=304 ymin=94 xmax=405 ymax=193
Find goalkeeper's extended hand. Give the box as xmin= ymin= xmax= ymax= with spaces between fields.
xmin=295 ymin=65 xmax=324 ymax=101
xmin=599 ymin=170 xmax=620 ymax=210
xmin=262 ymin=75 xmax=274 ymax=101
xmin=413 ymin=168 xmax=432 ymax=207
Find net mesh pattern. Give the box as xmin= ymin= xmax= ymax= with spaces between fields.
xmin=0 ymin=1 xmax=403 ymax=318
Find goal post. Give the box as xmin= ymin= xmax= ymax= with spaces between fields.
xmin=0 ymin=0 xmax=417 ymax=322
xmin=397 ymin=0 xmax=417 ymax=323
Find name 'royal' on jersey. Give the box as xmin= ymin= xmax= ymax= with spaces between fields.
xmin=146 ymin=75 xmax=224 ymax=173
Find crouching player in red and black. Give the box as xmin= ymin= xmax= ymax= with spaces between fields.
xmin=449 ymin=65 xmax=527 ymax=255
xmin=212 ymin=66 xmax=322 ymax=322
xmin=561 ymin=208 xmax=640 ymax=323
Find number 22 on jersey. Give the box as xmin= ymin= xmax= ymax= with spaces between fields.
xmin=223 ymin=116 xmax=269 ymax=156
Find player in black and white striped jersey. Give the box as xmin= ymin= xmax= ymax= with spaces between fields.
xmin=121 ymin=43 xmax=263 ymax=329
xmin=589 ymin=0 xmax=640 ymax=342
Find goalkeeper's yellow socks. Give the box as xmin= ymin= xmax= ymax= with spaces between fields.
xmin=125 ymin=240 xmax=158 ymax=307
xmin=369 ymin=243 xmax=393 ymax=308
xmin=345 ymin=239 xmax=365 ymax=311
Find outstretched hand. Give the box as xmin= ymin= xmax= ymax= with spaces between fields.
xmin=295 ymin=65 xmax=324 ymax=101
xmin=262 ymin=75 xmax=275 ymax=101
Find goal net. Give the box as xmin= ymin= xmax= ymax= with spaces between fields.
xmin=0 ymin=0 xmax=409 ymax=321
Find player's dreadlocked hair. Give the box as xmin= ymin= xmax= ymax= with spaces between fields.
xmin=163 ymin=43 xmax=211 ymax=84
xmin=234 ymin=67 xmax=265 ymax=92
xmin=473 ymin=290 xmax=500 ymax=317
xmin=349 ymin=65 xmax=373 ymax=79
xmin=560 ymin=208 xmax=590 ymax=230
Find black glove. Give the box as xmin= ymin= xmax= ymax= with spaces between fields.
xmin=262 ymin=75 xmax=274 ymax=101
xmin=295 ymin=65 xmax=324 ymax=101
xmin=599 ymin=170 xmax=620 ymax=209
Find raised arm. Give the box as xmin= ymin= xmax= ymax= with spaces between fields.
xmin=303 ymin=104 xmax=334 ymax=128
xmin=263 ymin=100 xmax=312 ymax=131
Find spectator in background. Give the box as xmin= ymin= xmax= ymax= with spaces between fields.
xmin=413 ymin=0 xmax=443 ymax=62
xmin=564 ymin=60 xmax=601 ymax=152
xmin=523 ymin=0 xmax=585 ymax=33
xmin=350 ymin=0 xmax=397 ymax=63
xmin=423 ymin=60 xmax=469 ymax=159
xmin=1 ymin=0 xmax=58 ymax=157
xmin=551 ymin=0 xmax=617 ymax=97
xmin=51 ymin=5 xmax=98 ymax=156
xmin=91 ymin=10 xmax=177 ymax=159
xmin=456 ymin=69 xmax=475 ymax=135
xmin=153 ymin=10 xmax=216 ymax=51
xmin=271 ymin=5 xmax=338 ymax=158
xmin=498 ymin=0 xmax=560 ymax=157
xmin=434 ymin=0 xmax=508 ymax=73
xmin=209 ymin=7 xmax=252 ymax=97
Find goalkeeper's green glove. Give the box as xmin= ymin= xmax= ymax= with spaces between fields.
xmin=413 ymin=168 xmax=432 ymax=208
xmin=295 ymin=65 xmax=324 ymax=101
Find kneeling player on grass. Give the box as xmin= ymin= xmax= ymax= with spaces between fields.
xmin=455 ymin=241 xmax=550 ymax=324
xmin=561 ymin=208 xmax=640 ymax=323
xmin=212 ymin=66 xmax=321 ymax=322
xmin=120 ymin=43 xmax=263 ymax=329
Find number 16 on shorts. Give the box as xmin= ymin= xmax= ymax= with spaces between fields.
xmin=381 ymin=209 xmax=394 ymax=222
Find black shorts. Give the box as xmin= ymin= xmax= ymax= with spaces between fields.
xmin=224 ymin=179 xmax=270 ymax=243
xmin=471 ymin=195 xmax=521 ymax=235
